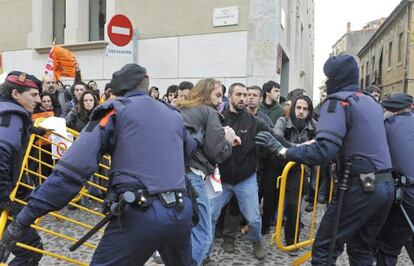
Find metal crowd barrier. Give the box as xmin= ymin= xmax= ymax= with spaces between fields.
xmin=0 ymin=118 xmax=111 ymax=265
xmin=272 ymin=162 xmax=334 ymax=266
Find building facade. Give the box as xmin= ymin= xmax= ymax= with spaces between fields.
xmin=358 ymin=0 xmax=414 ymax=96
xmin=0 ymin=0 xmax=314 ymax=96
xmin=332 ymin=20 xmax=383 ymax=61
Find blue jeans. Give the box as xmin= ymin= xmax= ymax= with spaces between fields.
xmin=210 ymin=173 xmax=263 ymax=243
xmin=186 ymin=171 xmax=213 ymax=266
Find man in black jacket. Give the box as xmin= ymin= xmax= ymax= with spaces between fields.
xmin=209 ymin=83 xmax=270 ymax=260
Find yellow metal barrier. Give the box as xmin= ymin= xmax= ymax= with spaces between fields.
xmin=0 ymin=117 xmax=111 ymax=265
xmin=272 ymin=162 xmax=334 ymax=265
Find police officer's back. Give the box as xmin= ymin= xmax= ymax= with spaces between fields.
xmin=377 ymin=94 xmax=414 ymax=266
xmin=0 ymin=64 xmax=198 ymax=265
xmin=0 ymin=71 xmax=43 ymax=265
xmin=255 ymin=54 xmax=394 ymax=265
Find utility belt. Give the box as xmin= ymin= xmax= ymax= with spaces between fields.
xmin=393 ymin=174 xmax=414 ymax=204
xmin=104 ymin=180 xmax=199 ymax=226
xmin=71 ymin=181 xmax=197 ymax=252
xmin=104 ymin=187 xmax=188 ymax=212
xmin=348 ymin=172 xmax=393 ymax=192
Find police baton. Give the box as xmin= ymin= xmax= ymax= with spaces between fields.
xmin=69 ymin=191 xmax=136 ymax=251
xmin=327 ymin=162 xmax=352 ymax=266
xmin=400 ymin=204 xmax=414 ymax=263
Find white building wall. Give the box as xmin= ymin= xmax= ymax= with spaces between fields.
xmin=1 ymin=0 xmax=313 ymax=97
xmin=3 ymin=31 xmax=247 ymax=95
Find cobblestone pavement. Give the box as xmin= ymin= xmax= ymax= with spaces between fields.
xmin=10 ymin=201 xmax=410 ymax=265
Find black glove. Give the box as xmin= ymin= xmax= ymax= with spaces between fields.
xmin=0 ymin=200 xmax=23 ymax=217
xmin=31 ymin=126 xmax=51 ymax=136
xmin=0 ymin=220 xmax=26 ymax=262
xmin=255 ymin=131 xmax=284 ymax=155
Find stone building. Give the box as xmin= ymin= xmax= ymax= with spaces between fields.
xmin=358 ymin=0 xmax=414 ymax=96
xmin=0 ymin=0 xmax=314 ymax=96
xmin=332 ymin=20 xmax=384 ymax=61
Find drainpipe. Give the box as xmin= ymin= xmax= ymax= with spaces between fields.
xmin=403 ymin=0 xmax=413 ymax=93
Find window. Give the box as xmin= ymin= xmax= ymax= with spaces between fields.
xmin=371 ymin=56 xmax=375 ymax=75
xmin=361 ymin=64 xmax=365 ymax=89
xmin=89 ymin=0 xmax=106 ymax=41
xmin=398 ymin=32 xmax=403 ymax=63
xmin=53 ymin=0 xmax=66 ymax=44
xmin=388 ymin=41 xmax=393 ymax=67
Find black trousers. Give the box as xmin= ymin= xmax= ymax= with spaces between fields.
xmin=260 ymin=158 xmax=284 ymax=232
xmin=8 ymin=220 xmax=43 ymax=266
xmin=260 ymin=157 xmax=303 ymax=244
xmin=377 ymin=187 xmax=414 ymax=266
xmin=91 ymin=198 xmax=193 ymax=265
xmin=284 ymin=165 xmax=303 ymax=245
xmin=311 ymin=181 xmax=394 ymax=265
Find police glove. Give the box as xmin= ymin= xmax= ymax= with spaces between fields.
xmin=255 ymin=131 xmax=285 ymax=155
xmin=0 ymin=200 xmax=23 ymax=217
xmin=0 ymin=220 xmax=26 ymax=262
xmin=31 ymin=126 xmax=52 ymax=136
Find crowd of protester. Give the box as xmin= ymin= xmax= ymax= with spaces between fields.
xmin=13 ymin=59 xmax=411 ymax=266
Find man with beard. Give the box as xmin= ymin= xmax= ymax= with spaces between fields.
xmin=209 ymin=83 xmax=272 ymax=261
xmin=273 ymin=95 xmax=315 ymax=253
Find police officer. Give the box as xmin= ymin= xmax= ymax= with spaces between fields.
xmin=376 ymin=93 xmax=414 ymax=265
xmin=255 ymin=54 xmax=394 ymax=265
xmin=0 ymin=71 xmax=43 ymax=265
xmin=0 ymin=64 xmax=199 ymax=265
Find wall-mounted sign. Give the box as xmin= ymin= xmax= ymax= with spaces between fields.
xmin=107 ymin=14 xmax=133 ymax=47
xmin=213 ymin=6 xmax=239 ymax=27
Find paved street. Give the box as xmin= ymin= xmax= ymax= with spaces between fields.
xmin=21 ymin=201 xmax=410 ymax=266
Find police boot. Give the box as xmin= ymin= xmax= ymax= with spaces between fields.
xmin=253 ymin=240 xmax=266 ymax=260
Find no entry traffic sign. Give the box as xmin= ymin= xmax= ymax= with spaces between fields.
xmin=107 ymin=14 xmax=133 ymax=47
xmin=56 ymin=141 xmax=68 ymax=157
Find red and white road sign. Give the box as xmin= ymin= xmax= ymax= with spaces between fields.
xmin=107 ymin=14 xmax=133 ymax=47
xmin=56 ymin=141 xmax=68 ymax=157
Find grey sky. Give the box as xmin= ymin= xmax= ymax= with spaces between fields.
xmin=313 ymin=0 xmax=402 ymax=101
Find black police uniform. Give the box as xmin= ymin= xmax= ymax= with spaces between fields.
xmin=0 ymin=72 xmax=43 ymax=265
xmin=255 ymin=55 xmax=394 ymax=265
xmin=5 ymin=64 xmax=198 ymax=266
xmin=376 ymin=94 xmax=414 ymax=266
